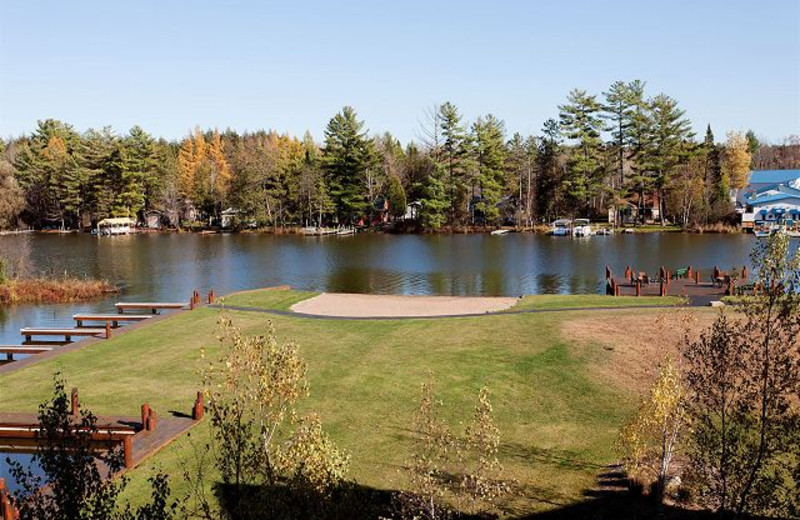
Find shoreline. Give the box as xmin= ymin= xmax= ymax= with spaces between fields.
xmin=0 ymin=225 xmax=746 ymax=236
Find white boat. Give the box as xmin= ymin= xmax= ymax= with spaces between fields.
xmin=551 ymin=219 xmax=572 ymax=236
xmin=302 ymin=227 xmax=338 ymax=236
xmin=595 ymin=228 xmax=614 ymax=235
xmin=336 ymin=227 xmax=356 ymax=236
xmin=490 ymin=229 xmax=509 ymax=236
xmin=96 ymin=217 xmax=135 ymax=236
xmin=572 ymin=218 xmax=593 ymax=237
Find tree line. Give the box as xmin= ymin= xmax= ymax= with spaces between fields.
xmin=0 ymin=81 xmax=795 ymax=232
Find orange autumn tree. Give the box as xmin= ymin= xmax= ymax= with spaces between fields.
xmin=178 ymin=127 xmax=231 ymax=221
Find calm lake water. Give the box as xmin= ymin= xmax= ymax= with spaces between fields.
xmin=0 ymin=232 xmax=759 ymax=345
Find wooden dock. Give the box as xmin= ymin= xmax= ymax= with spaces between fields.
xmin=73 ymin=314 xmax=153 ymax=328
xmin=604 ymin=265 xmax=744 ymax=304
xmin=0 ymin=411 xmax=197 ymax=470
xmin=115 ymin=302 xmax=186 ymax=314
xmin=1 ymin=290 xmax=209 ymax=374
xmin=20 ymin=327 xmax=109 ymax=342
xmin=0 ymin=346 xmax=53 ymax=362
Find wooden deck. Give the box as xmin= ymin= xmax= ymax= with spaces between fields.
xmin=0 ymin=346 xmax=53 ymax=362
xmin=115 ymin=302 xmax=186 ymax=314
xmin=73 ymin=314 xmax=153 ymax=328
xmin=20 ymin=327 xmax=108 ymax=342
xmin=0 ymin=411 xmax=197 ymax=470
xmin=605 ymin=266 xmax=736 ymax=305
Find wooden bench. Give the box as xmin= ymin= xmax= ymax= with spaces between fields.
xmin=21 ymin=327 xmax=108 ymax=342
xmin=73 ymin=314 xmax=153 ymax=328
xmin=0 ymin=345 xmax=54 ymax=361
xmin=115 ymin=302 xmax=186 ymax=314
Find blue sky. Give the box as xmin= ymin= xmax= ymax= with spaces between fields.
xmin=1 ymin=0 xmax=798 ymax=144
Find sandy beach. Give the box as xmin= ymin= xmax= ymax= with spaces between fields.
xmin=289 ymin=292 xmax=520 ymax=318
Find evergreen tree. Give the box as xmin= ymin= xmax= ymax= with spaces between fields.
xmin=506 ymin=133 xmax=537 ymax=227
xmin=385 ymin=173 xmax=407 ymax=219
xmin=471 ymin=114 xmax=507 ymax=225
xmin=322 ymin=107 xmax=373 ymax=224
xmin=536 ymin=119 xmax=563 ymax=221
xmin=602 ymin=80 xmax=644 ymax=190
xmin=438 ymin=102 xmax=468 ymax=223
xmin=559 ymin=89 xmax=604 ymax=213
xmin=646 ymin=94 xmax=694 ymax=224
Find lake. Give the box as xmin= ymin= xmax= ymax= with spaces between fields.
xmin=0 ymin=232 xmax=758 ymax=344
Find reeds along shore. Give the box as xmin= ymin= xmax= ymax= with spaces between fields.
xmin=0 ymin=278 xmax=118 ymax=304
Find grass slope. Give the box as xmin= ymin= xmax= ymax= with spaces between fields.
xmin=0 ymin=290 xmax=656 ymax=515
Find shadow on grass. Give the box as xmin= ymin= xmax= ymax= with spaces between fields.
xmin=209 ymin=472 xmax=776 ymax=520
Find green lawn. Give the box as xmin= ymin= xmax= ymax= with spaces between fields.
xmin=0 ymin=289 xmax=662 ymax=515
xmin=510 ymin=294 xmax=685 ymax=311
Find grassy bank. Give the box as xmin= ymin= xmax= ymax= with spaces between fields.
xmin=0 ymin=277 xmax=118 ymax=304
xmin=0 ymin=289 xmax=713 ymax=516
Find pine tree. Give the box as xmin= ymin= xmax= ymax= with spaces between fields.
xmin=471 ymin=115 xmax=507 ymax=225
xmin=646 ymin=94 xmax=694 ymax=225
xmin=536 ymin=119 xmax=563 ymax=221
xmin=438 ymin=102 xmax=468 ymax=223
xmin=115 ymin=126 xmax=157 ymax=218
xmin=385 ymin=173 xmax=407 ymax=219
xmin=506 ymin=133 xmax=537 ymax=227
xmin=321 ymin=106 xmax=373 ymax=224
xmin=559 ymin=89 xmax=604 ymax=213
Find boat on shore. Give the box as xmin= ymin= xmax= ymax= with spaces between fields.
xmin=490 ymin=229 xmax=510 ymax=236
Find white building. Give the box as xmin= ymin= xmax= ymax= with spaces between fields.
xmin=740 ymin=170 xmax=800 ymax=231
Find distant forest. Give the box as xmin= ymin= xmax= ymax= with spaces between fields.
xmin=1 ymin=80 xmax=798 ymax=231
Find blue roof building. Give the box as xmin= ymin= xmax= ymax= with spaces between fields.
xmin=741 ymin=170 xmax=800 ymax=229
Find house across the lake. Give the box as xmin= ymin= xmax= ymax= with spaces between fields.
xmin=740 ymin=169 xmax=800 ymax=231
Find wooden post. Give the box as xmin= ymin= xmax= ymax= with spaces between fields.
xmin=625 ymin=266 xmax=632 ymax=281
xmin=1 ymin=477 xmax=15 ymax=520
xmin=147 ymin=409 xmax=157 ymax=431
xmin=660 ymin=281 xmax=667 ymax=297
xmin=614 ymin=284 xmax=621 ymax=297
xmin=192 ymin=391 xmax=204 ymax=420
xmin=695 ymin=269 xmax=700 ymax=284
xmin=687 ymin=266 xmax=692 ymax=279
xmin=141 ymin=403 xmax=150 ymax=430
xmin=70 ymin=388 xmax=79 ymax=417
xmin=635 ymin=280 xmax=641 ymax=297
xmin=605 ymin=266 xmax=612 ymax=280
xmin=727 ymin=277 xmax=734 ymax=296
xmin=105 ymin=321 xmax=111 ymax=339
xmin=189 ymin=299 xmax=195 ymax=311
xmin=741 ymin=266 xmax=748 ymax=281
xmin=123 ymin=435 xmax=132 ymax=469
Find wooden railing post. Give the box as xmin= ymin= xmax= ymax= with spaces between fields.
xmin=695 ymin=269 xmax=701 ymax=285
xmin=105 ymin=321 xmax=111 ymax=339
xmin=123 ymin=435 xmax=132 ymax=469
xmin=192 ymin=391 xmax=204 ymax=420
xmin=70 ymin=388 xmax=79 ymax=417
xmin=635 ymin=280 xmax=641 ymax=297
xmin=141 ymin=403 xmax=150 ymax=430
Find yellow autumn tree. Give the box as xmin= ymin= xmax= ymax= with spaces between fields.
xmin=618 ymin=357 xmax=686 ymax=503
xmin=721 ymin=131 xmax=752 ymax=191
xmin=207 ymin=130 xmax=231 ymax=198
xmin=177 ymin=127 xmax=232 ymax=216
